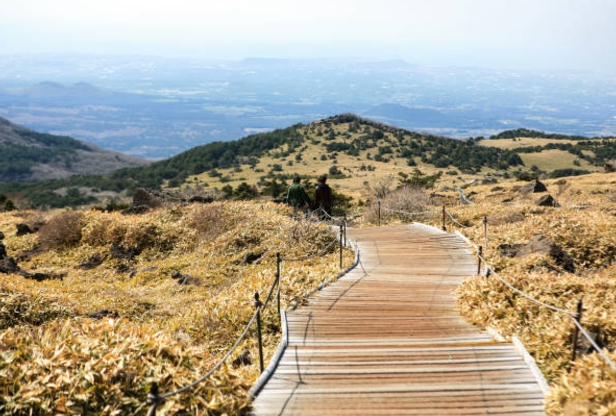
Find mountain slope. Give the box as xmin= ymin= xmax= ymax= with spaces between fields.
xmin=0 ymin=117 xmax=150 ymax=183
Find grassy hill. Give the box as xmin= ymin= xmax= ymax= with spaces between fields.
xmin=0 ymin=116 xmax=150 ymax=183
xmin=1 ymin=114 xmax=615 ymax=209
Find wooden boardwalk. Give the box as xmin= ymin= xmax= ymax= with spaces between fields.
xmin=251 ymin=225 xmax=546 ymax=415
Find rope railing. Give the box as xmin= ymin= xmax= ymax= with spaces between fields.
xmin=144 ymin=215 xmax=354 ymax=415
xmin=439 ymin=206 xmax=616 ymax=375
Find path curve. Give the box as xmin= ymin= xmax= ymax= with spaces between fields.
xmin=252 ymin=224 xmax=546 ymax=415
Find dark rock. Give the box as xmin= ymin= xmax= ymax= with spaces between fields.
xmin=516 ymin=235 xmax=575 ymax=272
xmin=110 ymin=244 xmax=140 ymax=260
xmin=87 ymin=309 xmax=119 ymax=319
xmin=16 ymin=223 xmax=35 ymax=236
xmin=0 ymin=256 xmax=21 ymax=274
xmin=121 ymin=205 xmax=150 ymax=215
xmin=77 ymin=253 xmax=104 ymax=270
xmin=132 ymin=188 xmax=162 ymax=208
xmin=497 ymin=243 xmax=526 ymax=258
xmin=520 ymin=179 xmax=548 ymax=194
xmin=187 ymin=196 xmax=214 ymax=204
xmin=232 ymin=349 xmax=252 ymax=367
xmin=241 ymin=252 xmax=263 ymax=265
xmin=0 ymin=231 xmax=4 ymax=240
xmin=536 ymin=194 xmax=560 ymax=207
xmin=22 ymin=271 xmax=64 ymax=282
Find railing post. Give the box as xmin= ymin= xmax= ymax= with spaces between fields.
xmin=570 ymin=298 xmax=584 ymax=364
xmin=477 ymin=246 xmax=483 ymax=276
xmin=146 ymin=381 xmax=165 ymax=416
xmin=483 ymin=216 xmax=488 ymax=257
xmin=254 ymin=292 xmax=264 ymax=373
xmin=442 ymin=206 xmax=446 ymax=231
xmin=377 ymin=200 xmax=381 ymax=227
xmin=339 ymin=222 xmax=344 ymax=269
xmin=276 ymin=252 xmax=281 ymax=322
xmin=343 ymin=214 xmax=347 ymax=247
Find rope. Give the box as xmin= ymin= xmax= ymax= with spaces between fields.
xmin=381 ymin=206 xmax=434 ymax=218
xmin=281 ymin=236 xmax=340 ymax=262
xmin=160 ymin=307 xmax=260 ymax=399
xmin=480 ymin=257 xmax=575 ymax=316
xmin=476 ymin=253 xmax=616 ymax=372
xmin=444 ymin=209 xmax=480 ymax=229
xmin=571 ymin=318 xmax=616 ymax=372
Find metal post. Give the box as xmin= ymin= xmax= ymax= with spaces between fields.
xmin=377 ymin=201 xmax=381 ymax=227
xmin=477 ymin=246 xmax=483 ymax=276
xmin=254 ymin=292 xmax=264 ymax=373
xmin=483 ymin=216 xmax=488 ymax=257
xmin=339 ymin=223 xmax=344 ymax=269
xmin=146 ymin=381 xmax=164 ymax=416
xmin=442 ymin=206 xmax=446 ymax=231
xmin=276 ymin=252 xmax=281 ymax=322
xmin=570 ymin=298 xmax=584 ymax=364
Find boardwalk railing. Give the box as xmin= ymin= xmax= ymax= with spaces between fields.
xmin=144 ymin=213 xmax=354 ymax=415
xmin=443 ymin=206 xmax=616 ymax=373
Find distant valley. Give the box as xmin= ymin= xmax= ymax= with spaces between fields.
xmin=1 ymin=55 xmax=616 ymax=159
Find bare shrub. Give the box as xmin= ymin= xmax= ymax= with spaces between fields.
xmin=38 ymin=211 xmax=84 ymax=249
xmin=364 ymin=186 xmax=430 ymax=224
xmin=188 ymin=204 xmax=231 ymax=241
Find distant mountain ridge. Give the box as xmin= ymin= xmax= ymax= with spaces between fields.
xmin=0 ymin=116 xmax=150 ymax=183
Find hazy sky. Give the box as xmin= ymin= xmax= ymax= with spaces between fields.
xmin=1 ymin=0 xmax=615 ymax=71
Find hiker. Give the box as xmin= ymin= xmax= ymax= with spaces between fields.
xmin=286 ymin=175 xmax=311 ymax=218
xmin=315 ymin=174 xmax=333 ymax=220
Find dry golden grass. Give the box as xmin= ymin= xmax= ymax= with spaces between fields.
xmin=0 ymin=201 xmax=354 ymax=415
xmin=404 ymin=173 xmax=616 ymax=416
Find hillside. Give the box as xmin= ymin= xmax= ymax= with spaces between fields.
xmin=1 ymin=173 xmax=615 ymax=414
xmin=1 ymin=113 xmax=615 ymax=209
xmin=0 ymin=116 xmax=150 ymax=183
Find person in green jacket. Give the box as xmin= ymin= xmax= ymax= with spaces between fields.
xmin=286 ymin=175 xmax=311 ymax=218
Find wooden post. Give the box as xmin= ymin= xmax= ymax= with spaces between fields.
xmin=343 ymin=214 xmax=347 ymax=247
xmin=483 ymin=216 xmax=488 ymax=257
xmin=570 ymin=298 xmax=584 ymax=364
xmin=146 ymin=381 xmax=164 ymax=416
xmin=477 ymin=246 xmax=483 ymax=276
xmin=442 ymin=206 xmax=446 ymax=231
xmin=276 ymin=252 xmax=281 ymax=322
xmin=254 ymin=292 xmax=264 ymax=373
xmin=339 ymin=223 xmax=344 ymax=269
xmin=377 ymin=201 xmax=381 ymax=227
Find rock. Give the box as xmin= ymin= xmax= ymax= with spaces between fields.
xmin=516 ymin=235 xmax=575 ymax=272
xmin=15 ymin=223 xmax=35 ymax=236
xmin=121 ymin=205 xmax=150 ymax=215
xmin=536 ymin=194 xmax=560 ymax=207
xmin=520 ymin=179 xmax=548 ymax=194
xmin=497 ymin=243 xmax=526 ymax=258
xmin=241 ymin=252 xmax=263 ymax=265
xmin=87 ymin=309 xmax=119 ymax=319
xmin=232 ymin=349 xmax=252 ymax=367
xmin=0 ymin=231 xmax=4 ymax=240
xmin=0 ymin=256 xmax=21 ymax=274
xmin=77 ymin=253 xmax=104 ymax=270
xmin=187 ymin=196 xmax=214 ymax=204
xmin=110 ymin=244 xmax=140 ymax=260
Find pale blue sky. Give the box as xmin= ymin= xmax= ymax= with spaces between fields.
xmin=1 ymin=0 xmax=615 ymax=71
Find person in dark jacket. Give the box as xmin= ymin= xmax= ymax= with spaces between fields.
xmin=286 ymin=175 xmax=311 ymax=218
xmin=315 ymin=174 xmax=333 ymax=219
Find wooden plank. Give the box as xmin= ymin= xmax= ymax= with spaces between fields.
xmin=251 ymin=225 xmax=546 ymax=415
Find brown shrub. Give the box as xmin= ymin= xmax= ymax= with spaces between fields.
xmin=38 ymin=212 xmax=84 ymax=249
